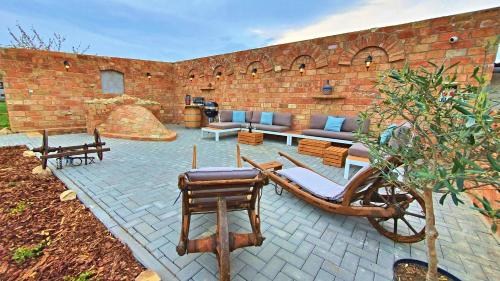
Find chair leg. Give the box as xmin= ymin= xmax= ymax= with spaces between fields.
xmin=216 ymin=198 xmax=230 ymax=281
xmin=247 ymin=209 xmax=264 ymax=246
xmin=176 ymin=211 xmax=191 ymax=255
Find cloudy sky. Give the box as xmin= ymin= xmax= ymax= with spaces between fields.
xmin=0 ymin=0 xmax=498 ymax=62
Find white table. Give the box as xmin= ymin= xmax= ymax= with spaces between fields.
xmin=201 ymin=127 xmax=241 ymax=141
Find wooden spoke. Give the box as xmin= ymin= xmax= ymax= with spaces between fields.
xmin=401 ymin=217 xmax=419 ymax=235
xmin=364 ymin=181 xmax=426 ymax=243
xmin=403 ymin=210 xmax=426 ymax=219
xmin=41 ymin=130 xmax=49 ymax=169
xmin=94 ymin=128 xmax=104 ymax=161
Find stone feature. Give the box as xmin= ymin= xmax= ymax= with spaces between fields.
xmin=22 ymin=150 xmax=36 ymax=157
xmin=97 ymin=105 xmax=176 ymax=141
xmin=0 ymin=128 xmax=12 ymax=135
xmin=60 ymin=190 xmax=77 ymax=202
xmin=135 ymin=270 xmax=161 ymax=281
xmin=32 ymin=165 xmax=52 ymax=177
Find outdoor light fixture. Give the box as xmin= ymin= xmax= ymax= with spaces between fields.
xmin=365 ymin=55 xmax=373 ymax=70
xmin=216 ymin=71 xmax=222 ymax=79
xmin=189 ymin=74 xmax=195 ymax=81
xmin=63 ymin=60 xmax=70 ymax=71
xmin=251 ymin=68 xmax=257 ymax=77
xmin=146 ymin=72 xmax=152 ymax=79
xmin=299 ymin=63 xmax=305 ymax=74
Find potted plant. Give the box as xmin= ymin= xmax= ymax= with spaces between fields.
xmin=357 ymin=62 xmax=499 ymax=280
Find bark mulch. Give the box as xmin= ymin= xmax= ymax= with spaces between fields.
xmin=0 ymin=146 xmax=145 ymax=280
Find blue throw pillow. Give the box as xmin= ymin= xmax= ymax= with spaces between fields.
xmin=232 ymin=111 xmax=246 ymax=123
xmin=380 ymin=124 xmax=398 ymax=144
xmin=260 ymin=112 xmax=273 ymax=125
xmin=324 ymin=116 xmax=345 ymax=132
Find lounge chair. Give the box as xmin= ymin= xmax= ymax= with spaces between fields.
xmin=176 ymin=145 xmax=267 ymax=281
xmin=242 ymin=152 xmax=426 ymax=243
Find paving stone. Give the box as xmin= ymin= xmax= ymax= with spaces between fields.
xmin=2 ymin=128 xmax=497 ymax=281
xmin=192 ymin=268 xmax=217 ymax=281
xmin=282 ymin=263 xmax=314 ymax=281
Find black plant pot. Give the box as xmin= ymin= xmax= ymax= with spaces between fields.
xmin=393 ymin=259 xmax=461 ymax=281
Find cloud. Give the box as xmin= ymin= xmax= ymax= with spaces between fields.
xmin=269 ymin=0 xmax=500 ymax=45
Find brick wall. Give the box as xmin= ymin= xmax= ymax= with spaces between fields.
xmin=0 ymin=7 xmax=498 ymax=132
xmin=0 ymin=49 xmax=176 ymax=132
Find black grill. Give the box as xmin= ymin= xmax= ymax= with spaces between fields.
xmin=203 ymin=101 xmax=219 ymax=122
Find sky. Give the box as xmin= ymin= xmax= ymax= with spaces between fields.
xmin=0 ymin=0 xmax=499 ymax=62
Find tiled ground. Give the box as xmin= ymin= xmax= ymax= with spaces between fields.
xmin=1 ymin=126 xmax=499 ymax=281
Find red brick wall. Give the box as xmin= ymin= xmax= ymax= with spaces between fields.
xmin=0 ymin=49 xmax=176 ymax=132
xmin=173 ymin=7 xmax=499 ymax=129
xmin=1 ymin=7 xmax=498 ymax=132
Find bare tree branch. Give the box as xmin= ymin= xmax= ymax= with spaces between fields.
xmin=7 ymin=23 xmax=90 ymax=54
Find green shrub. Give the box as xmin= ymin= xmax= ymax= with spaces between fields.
xmin=12 ymin=237 xmax=50 ymax=264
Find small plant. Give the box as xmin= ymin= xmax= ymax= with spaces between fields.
xmin=12 ymin=237 xmax=50 ymax=264
xmin=64 ymin=270 xmax=95 ymax=281
xmin=8 ymin=201 xmax=27 ymax=215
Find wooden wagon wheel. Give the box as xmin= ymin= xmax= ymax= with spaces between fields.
xmin=41 ymin=130 xmax=49 ymax=169
xmin=363 ymin=180 xmax=426 ymax=243
xmin=216 ymin=197 xmax=230 ymax=281
xmin=94 ymin=128 xmax=104 ymax=161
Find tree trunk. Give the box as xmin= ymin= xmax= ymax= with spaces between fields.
xmin=424 ymin=188 xmax=439 ymax=281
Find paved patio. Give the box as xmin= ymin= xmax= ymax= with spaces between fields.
xmin=1 ymin=126 xmax=498 ymax=281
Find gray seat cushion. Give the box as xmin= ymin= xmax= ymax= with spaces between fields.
xmin=310 ymin=114 xmax=329 ymax=129
xmin=273 ymin=112 xmax=292 ymax=127
xmin=208 ymin=122 xmax=243 ymax=129
xmin=348 ymin=142 xmax=369 ymax=158
xmin=277 ymin=167 xmax=346 ymax=201
xmin=245 ymin=111 xmax=253 ymax=123
xmin=250 ymin=111 xmax=262 ymax=123
xmin=302 ymin=129 xmax=355 ymax=141
xmin=254 ymin=124 xmax=290 ymax=132
xmin=219 ymin=110 xmax=233 ymax=122
xmin=186 ymin=167 xmax=260 ymax=182
xmin=342 ymin=116 xmax=370 ymax=134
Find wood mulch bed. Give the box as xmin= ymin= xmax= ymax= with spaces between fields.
xmin=0 ymin=146 xmax=144 ymax=280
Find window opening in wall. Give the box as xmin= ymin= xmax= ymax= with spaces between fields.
xmin=101 ymin=70 xmax=124 ymax=94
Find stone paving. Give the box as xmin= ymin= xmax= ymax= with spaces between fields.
xmin=1 ymin=126 xmax=499 ymax=281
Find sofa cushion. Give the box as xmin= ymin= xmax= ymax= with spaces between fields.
xmin=245 ymin=111 xmax=253 ymax=123
xmin=310 ymin=114 xmax=329 ymax=129
xmin=324 ymin=116 xmax=345 ymax=132
xmin=209 ymin=122 xmax=243 ymax=129
xmin=260 ymin=112 xmax=273 ymax=125
xmin=273 ymin=112 xmax=292 ymax=127
xmin=232 ymin=111 xmax=246 ymax=123
xmin=348 ymin=143 xmax=370 ymax=158
xmin=341 ymin=116 xmax=370 ymax=133
xmin=187 ymin=167 xmax=260 ymax=182
xmin=253 ymin=124 xmax=289 ymax=132
xmin=219 ymin=110 xmax=233 ymax=122
xmin=251 ymin=111 xmax=262 ymax=123
xmin=302 ymin=129 xmax=356 ymax=141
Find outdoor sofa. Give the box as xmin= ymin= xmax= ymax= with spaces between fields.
xmin=209 ymin=110 xmax=292 ymax=132
xmin=301 ymin=114 xmax=370 ymax=144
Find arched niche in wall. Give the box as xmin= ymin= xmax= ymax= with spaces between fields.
xmin=100 ymin=69 xmax=124 ymax=95
xmin=338 ymin=32 xmax=405 ymax=66
xmin=209 ymin=56 xmax=234 ymax=77
xmin=239 ymin=51 xmax=273 ymax=74
xmin=180 ymin=60 xmax=203 ymax=80
xmin=245 ymin=61 xmax=265 ymax=77
xmin=290 ymin=55 xmax=316 ymax=74
xmin=280 ymin=41 xmax=328 ymax=70
xmin=212 ymin=65 xmax=225 ymax=80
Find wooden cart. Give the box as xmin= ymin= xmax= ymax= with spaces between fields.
xmin=242 ymin=152 xmax=426 ymax=243
xmin=176 ymin=145 xmax=267 ymax=281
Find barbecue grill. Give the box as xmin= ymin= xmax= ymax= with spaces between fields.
xmin=203 ymin=101 xmax=219 ymax=123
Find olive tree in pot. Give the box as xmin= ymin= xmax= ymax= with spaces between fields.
xmin=357 ymin=63 xmax=499 ymax=280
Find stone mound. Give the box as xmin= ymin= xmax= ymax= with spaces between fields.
xmin=98 ymin=105 xmax=176 ymax=141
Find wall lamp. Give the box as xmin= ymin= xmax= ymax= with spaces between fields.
xmin=365 ymin=55 xmax=373 ymax=70
xmin=63 ymin=60 xmax=70 ymax=71
xmin=299 ymin=63 xmax=306 ymax=74
xmin=216 ymin=71 xmax=222 ymax=80
xmin=189 ymin=74 xmax=195 ymax=81
xmin=251 ymin=68 xmax=257 ymax=77
xmin=146 ymin=72 xmax=152 ymax=79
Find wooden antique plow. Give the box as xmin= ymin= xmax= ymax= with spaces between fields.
xmin=176 ymin=145 xmax=266 ymax=281
xmin=32 ymin=128 xmax=110 ymax=169
xmin=242 ymin=152 xmax=426 ymax=243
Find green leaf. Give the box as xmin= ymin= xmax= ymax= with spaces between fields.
xmin=439 ymin=192 xmax=448 ymax=205
xmin=487 ymin=154 xmax=500 ymax=172
xmin=465 ymin=117 xmax=476 ymax=128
